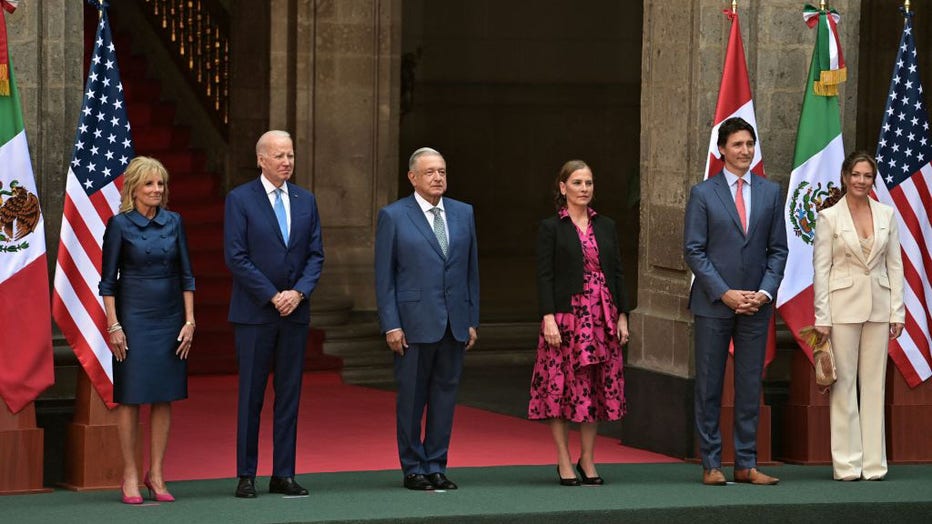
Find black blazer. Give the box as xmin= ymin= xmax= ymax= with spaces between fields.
xmin=537 ymin=212 xmax=629 ymax=317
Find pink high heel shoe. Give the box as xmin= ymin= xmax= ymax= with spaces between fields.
xmin=121 ymin=481 xmax=143 ymax=505
xmin=144 ymin=472 xmax=176 ymax=502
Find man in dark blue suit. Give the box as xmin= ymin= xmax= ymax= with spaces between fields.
xmin=224 ymin=130 xmax=324 ymax=498
xmin=375 ymin=147 xmax=479 ymax=490
xmin=684 ymin=117 xmax=787 ymax=486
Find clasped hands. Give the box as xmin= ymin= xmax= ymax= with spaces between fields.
xmin=721 ymin=289 xmax=769 ymax=315
xmin=271 ymin=289 xmax=302 ymax=317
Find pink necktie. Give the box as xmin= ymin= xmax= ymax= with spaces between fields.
xmin=735 ymin=178 xmax=747 ymax=233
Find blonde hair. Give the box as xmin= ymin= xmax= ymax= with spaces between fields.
xmin=120 ymin=156 xmax=170 ymax=213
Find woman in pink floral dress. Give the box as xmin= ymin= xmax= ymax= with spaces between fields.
xmin=529 ymin=160 xmax=629 ymax=486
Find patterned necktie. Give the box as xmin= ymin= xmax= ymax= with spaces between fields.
xmin=735 ymin=177 xmax=747 ymax=233
xmin=274 ymin=188 xmax=289 ymax=244
xmin=430 ymin=207 xmax=448 ymax=257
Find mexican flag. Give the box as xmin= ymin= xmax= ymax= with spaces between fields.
xmin=776 ymin=5 xmax=847 ymax=362
xmin=0 ymin=3 xmax=54 ymax=414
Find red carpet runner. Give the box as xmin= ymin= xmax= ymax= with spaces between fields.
xmin=159 ymin=373 xmax=678 ymax=481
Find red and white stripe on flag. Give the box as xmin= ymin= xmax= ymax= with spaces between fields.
xmin=52 ymin=175 xmax=122 ymax=405
xmin=872 ymin=11 xmax=932 ymax=387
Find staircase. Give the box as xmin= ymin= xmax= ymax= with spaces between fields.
xmin=86 ymin=5 xmax=339 ymax=375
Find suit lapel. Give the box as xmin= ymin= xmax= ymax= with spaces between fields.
xmin=711 ymin=174 xmax=745 ymax=236
xmin=252 ymin=179 xmax=288 ymax=248
xmin=836 ymin=196 xmax=868 ymax=265
xmin=404 ymin=195 xmax=446 ymax=259
xmin=865 ymin=198 xmax=886 ymax=265
xmin=746 ymin=175 xmax=764 ymax=239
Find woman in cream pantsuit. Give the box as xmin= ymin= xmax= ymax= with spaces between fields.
xmin=813 ymin=151 xmax=905 ymax=481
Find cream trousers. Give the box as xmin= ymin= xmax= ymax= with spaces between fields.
xmin=829 ymin=321 xmax=889 ymax=480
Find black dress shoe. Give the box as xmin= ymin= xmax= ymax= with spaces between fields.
xmin=235 ymin=476 xmax=257 ymax=498
xmin=403 ymin=474 xmax=435 ymax=490
xmin=558 ymin=466 xmax=580 ymax=486
xmin=426 ymin=472 xmax=458 ymax=490
xmin=269 ymin=476 xmax=308 ymax=496
xmin=576 ymin=461 xmax=604 ymax=485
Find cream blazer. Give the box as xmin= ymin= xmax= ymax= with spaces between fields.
xmin=813 ymin=195 xmax=905 ymax=326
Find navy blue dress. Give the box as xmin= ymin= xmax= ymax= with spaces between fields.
xmin=99 ymin=208 xmax=195 ymax=404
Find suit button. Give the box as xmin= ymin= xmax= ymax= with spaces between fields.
xmin=845 ymin=253 xmax=851 ymax=257
xmin=864 ymin=270 xmax=870 ymax=275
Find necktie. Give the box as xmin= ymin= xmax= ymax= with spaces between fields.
xmin=735 ymin=178 xmax=747 ymax=233
xmin=274 ymin=188 xmax=289 ymax=244
xmin=430 ymin=207 xmax=448 ymax=257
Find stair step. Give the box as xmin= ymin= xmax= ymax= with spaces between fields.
xmin=178 ymin=201 xmax=225 ymax=223
xmin=123 ymin=81 xmax=162 ymax=103
xmin=158 ymin=150 xmax=207 ymax=173
xmin=169 ymin=176 xmax=221 ymax=202
xmin=134 ymin=126 xmax=193 ymax=151
xmin=128 ymin=102 xmax=176 ymax=126
xmin=341 ymin=366 xmax=395 ymax=385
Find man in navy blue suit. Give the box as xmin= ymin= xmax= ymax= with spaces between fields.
xmin=684 ymin=117 xmax=787 ymax=486
xmin=224 ymin=130 xmax=324 ymax=498
xmin=375 ymin=147 xmax=479 ymax=490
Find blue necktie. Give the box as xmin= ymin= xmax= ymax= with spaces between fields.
xmin=274 ymin=188 xmax=289 ymax=244
xmin=430 ymin=207 xmax=448 ymax=257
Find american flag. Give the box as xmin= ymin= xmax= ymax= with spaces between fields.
xmin=873 ymin=10 xmax=932 ymax=388
xmin=51 ymin=5 xmax=133 ymax=405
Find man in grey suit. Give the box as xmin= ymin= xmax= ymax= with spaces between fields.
xmin=375 ymin=147 xmax=479 ymax=490
xmin=683 ymin=117 xmax=788 ymax=486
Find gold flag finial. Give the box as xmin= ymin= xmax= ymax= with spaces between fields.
xmin=905 ymin=0 xmax=911 ymax=14
xmin=820 ymin=1 xmax=827 ymax=11
xmin=732 ymin=1 xmax=737 ymax=14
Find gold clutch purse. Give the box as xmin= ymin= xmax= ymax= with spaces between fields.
xmin=799 ymin=326 xmax=837 ymax=390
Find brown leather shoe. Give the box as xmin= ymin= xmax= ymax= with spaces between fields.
xmin=703 ymin=468 xmax=727 ymax=486
xmin=734 ymin=468 xmax=779 ymax=485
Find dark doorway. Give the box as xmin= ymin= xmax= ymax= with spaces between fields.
xmin=400 ymin=1 xmax=643 ymax=322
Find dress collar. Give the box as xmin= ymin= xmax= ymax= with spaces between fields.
xmin=125 ymin=207 xmax=168 ymax=227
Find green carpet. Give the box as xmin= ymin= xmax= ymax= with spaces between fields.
xmin=2 ymin=463 xmax=931 ymax=523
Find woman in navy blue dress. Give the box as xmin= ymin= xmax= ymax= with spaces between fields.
xmin=99 ymin=156 xmax=195 ymax=504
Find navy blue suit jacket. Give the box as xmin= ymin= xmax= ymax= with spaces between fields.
xmin=224 ymin=178 xmax=324 ymax=324
xmin=683 ymin=172 xmax=787 ymax=318
xmin=374 ymin=194 xmax=479 ymax=344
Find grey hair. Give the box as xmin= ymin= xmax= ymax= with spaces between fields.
xmin=256 ymin=130 xmax=292 ymax=155
xmin=408 ymin=147 xmax=443 ymax=170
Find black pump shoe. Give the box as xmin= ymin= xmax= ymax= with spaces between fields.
xmin=576 ymin=461 xmax=604 ymax=485
xmin=558 ymin=466 xmax=580 ymax=486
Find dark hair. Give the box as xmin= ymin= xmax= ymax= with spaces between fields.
xmin=554 ymin=160 xmax=590 ymax=210
xmin=841 ymin=151 xmax=878 ymax=183
xmin=716 ymin=117 xmax=757 ymax=149
xmin=819 ymin=151 xmax=878 ymax=210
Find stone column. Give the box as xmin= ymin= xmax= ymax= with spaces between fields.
xmin=6 ymin=0 xmax=84 ymax=267
xmin=268 ymin=0 xmax=402 ymax=310
xmin=629 ymin=0 xmax=859 ymax=458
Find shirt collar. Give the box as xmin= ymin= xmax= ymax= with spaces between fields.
xmin=125 ymin=207 xmax=168 ymax=227
xmin=722 ymin=168 xmax=751 ymax=188
xmin=413 ymin=191 xmax=444 ymax=213
xmin=259 ymin=174 xmax=287 ymax=195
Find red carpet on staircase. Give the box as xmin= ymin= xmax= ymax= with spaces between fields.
xmin=156 ymin=373 xmax=679 ymax=481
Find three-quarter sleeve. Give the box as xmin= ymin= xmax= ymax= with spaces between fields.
xmin=175 ymin=213 xmax=196 ymax=291
xmin=99 ymin=215 xmax=124 ymax=296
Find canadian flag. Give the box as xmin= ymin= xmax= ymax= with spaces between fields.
xmin=702 ymin=8 xmax=776 ymax=368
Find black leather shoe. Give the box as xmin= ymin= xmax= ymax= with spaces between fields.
xmin=403 ymin=474 xmax=435 ymax=490
xmin=558 ymin=466 xmax=580 ymax=486
xmin=269 ymin=476 xmax=308 ymax=496
xmin=235 ymin=477 xmax=257 ymax=498
xmin=426 ymin=472 xmax=458 ymax=490
xmin=576 ymin=461 xmax=604 ymax=485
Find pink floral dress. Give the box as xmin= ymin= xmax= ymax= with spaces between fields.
xmin=528 ymin=209 xmax=627 ymax=423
